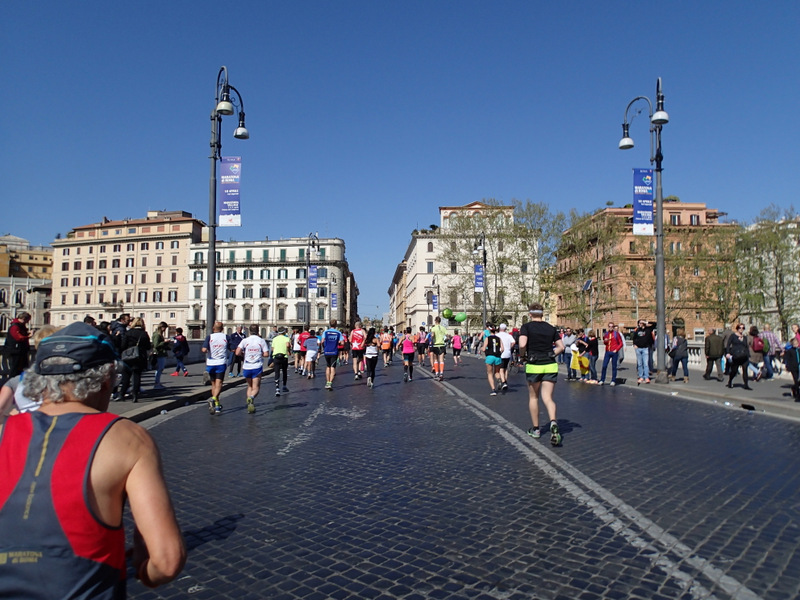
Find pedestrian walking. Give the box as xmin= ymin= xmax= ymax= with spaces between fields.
xmin=171 ymin=327 xmax=190 ymax=377
xmin=202 ymin=321 xmax=228 ymax=414
xmin=725 ymin=323 xmax=751 ymax=390
xmin=518 ymin=303 xmax=565 ymax=446
xmin=227 ymin=325 xmax=245 ymax=377
xmin=236 ymin=324 xmax=269 ymax=414
xmin=151 ymin=321 xmax=170 ymax=390
xmin=782 ymin=338 xmax=800 ymax=400
xmin=703 ymin=328 xmax=725 ymax=381
xmin=451 ymin=329 xmax=463 ymax=366
xmin=119 ymin=317 xmax=151 ymax=403
xmin=668 ymin=327 xmax=689 ymax=383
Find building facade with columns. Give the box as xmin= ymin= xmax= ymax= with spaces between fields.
xmin=186 ymin=237 xmax=357 ymax=338
xmin=0 ymin=235 xmax=53 ymax=335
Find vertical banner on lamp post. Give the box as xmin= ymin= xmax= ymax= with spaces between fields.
xmin=331 ymin=293 xmax=338 ymax=309
xmin=432 ymin=294 xmax=438 ymax=310
xmin=632 ymin=168 xmax=654 ymax=236
xmin=474 ymin=264 xmax=484 ymax=293
xmin=219 ymin=156 xmax=242 ymax=227
xmin=308 ymin=265 xmax=317 ymax=293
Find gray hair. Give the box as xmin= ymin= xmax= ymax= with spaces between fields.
xmin=24 ymin=359 xmax=116 ymax=404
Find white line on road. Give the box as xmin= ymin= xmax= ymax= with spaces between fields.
xmin=447 ymin=383 xmax=762 ymax=600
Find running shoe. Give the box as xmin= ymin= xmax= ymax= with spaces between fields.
xmin=325 ymin=381 xmax=333 ymax=390
xmin=275 ymin=388 xmax=281 ymax=397
xmin=170 ymin=372 xmax=179 ymax=377
xmin=549 ymin=421 xmax=562 ymax=446
xmin=501 ymin=382 xmax=508 ymax=391
xmin=490 ymin=390 xmax=497 ymax=396
xmin=183 ymin=371 xmax=189 ymax=377
xmin=367 ymin=377 xmax=373 ymax=388
xmin=526 ymin=427 xmax=541 ymax=439
xmin=403 ymin=372 xmax=409 ymax=382
xmin=208 ymin=398 xmax=216 ymax=415
xmin=246 ymin=397 xmax=255 ymax=414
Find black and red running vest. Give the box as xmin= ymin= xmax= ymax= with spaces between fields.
xmin=0 ymin=411 xmax=126 ymax=599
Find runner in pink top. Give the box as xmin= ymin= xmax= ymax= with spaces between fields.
xmin=350 ymin=321 xmax=367 ymax=380
xmin=401 ymin=327 xmax=416 ymax=382
xmin=451 ymin=329 xmax=463 ymax=366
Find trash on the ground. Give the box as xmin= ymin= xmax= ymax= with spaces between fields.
xmin=724 ymin=401 xmax=732 ymax=406
xmin=670 ymin=392 xmax=678 ymax=396
xmin=160 ymin=410 xmax=168 ymax=415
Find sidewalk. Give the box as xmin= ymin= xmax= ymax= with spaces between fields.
xmin=461 ymin=348 xmax=800 ymax=422
xmin=107 ymin=361 xmax=251 ymax=423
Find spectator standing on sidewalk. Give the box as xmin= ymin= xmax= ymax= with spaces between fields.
xmin=3 ymin=311 xmax=31 ymax=378
xmin=703 ymin=328 xmax=725 ymax=381
xmin=202 ymin=321 xmax=228 ymax=414
xmin=119 ymin=318 xmax=151 ymax=403
xmin=226 ymin=325 xmax=245 ymax=378
xmin=0 ymin=322 xmax=185 ymax=595
xmin=561 ymin=327 xmax=577 ymax=380
xmin=151 ymin=321 xmax=170 ymax=390
xmin=632 ymin=319 xmax=654 ymax=384
xmin=760 ymin=324 xmax=781 ymax=379
xmin=599 ymin=322 xmax=624 ymax=386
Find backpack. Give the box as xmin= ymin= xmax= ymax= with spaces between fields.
xmin=762 ymin=337 xmax=771 ymax=354
xmin=752 ymin=336 xmax=764 ymax=353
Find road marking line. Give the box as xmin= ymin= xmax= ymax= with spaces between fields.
xmin=449 ymin=384 xmax=762 ymax=600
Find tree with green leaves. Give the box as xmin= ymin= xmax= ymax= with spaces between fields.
xmin=738 ymin=204 xmax=800 ymax=339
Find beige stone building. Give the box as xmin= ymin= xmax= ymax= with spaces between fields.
xmin=50 ymin=211 xmax=204 ymax=331
xmin=186 ymin=237 xmax=357 ymax=338
xmin=389 ymin=201 xmax=540 ymax=333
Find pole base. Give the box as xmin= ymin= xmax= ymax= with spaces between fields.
xmin=653 ymin=371 xmax=670 ymax=384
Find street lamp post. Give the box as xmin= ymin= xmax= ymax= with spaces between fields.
xmin=619 ymin=77 xmax=669 ymax=383
xmin=207 ymin=66 xmax=249 ymax=335
xmin=305 ymin=232 xmax=319 ymax=331
xmin=473 ymin=234 xmax=488 ymax=327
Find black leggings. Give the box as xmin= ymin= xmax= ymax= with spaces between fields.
xmin=365 ymin=356 xmax=378 ymax=380
xmin=273 ymin=355 xmax=288 ymax=386
xmin=728 ymin=356 xmax=750 ymax=386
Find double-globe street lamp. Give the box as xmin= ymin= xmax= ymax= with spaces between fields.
xmin=207 ymin=66 xmax=249 ymax=334
xmin=305 ymin=232 xmax=319 ymax=331
xmin=619 ymin=77 xmax=669 ymax=383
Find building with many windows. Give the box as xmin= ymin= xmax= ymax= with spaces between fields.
xmin=186 ymin=237 xmax=357 ymax=338
xmin=0 ymin=235 xmax=53 ymax=335
xmin=555 ymin=200 xmax=736 ymax=340
xmin=389 ymin=201 xmax=540 ymax=333
xmin=50 ymin=211 xmax=204 ymax=330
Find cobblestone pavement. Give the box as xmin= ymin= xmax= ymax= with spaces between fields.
xmin=127 ymin=356 xmax=800 ymax=600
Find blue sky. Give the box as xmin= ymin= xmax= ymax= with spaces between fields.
xmin=3 ymin=1 xmax=798 ymax=318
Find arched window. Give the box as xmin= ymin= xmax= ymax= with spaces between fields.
xmin=427 ymin=242 xmax=434 ymax=252
xmin=14 ymin=289 xmax=24 ymax=305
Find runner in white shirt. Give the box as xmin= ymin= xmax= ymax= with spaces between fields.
xmin=202 ymin=321 xmax=229 ymax=415
xmin=303 ymin=331 xmax=320 ymax=380
xmin=496 ymin=323 xmax=516 ymax=392
xmin=236 ymin=324 xmax=269 ymax=414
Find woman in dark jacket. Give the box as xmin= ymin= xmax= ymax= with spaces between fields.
xmin=118 ymin=317 xmax=151 ymax=402
xmin=669 ymin=327 xmax=690 ymax=383
xmin=747 ymin=325 xmax=764 ymax=382
xmin=783 ymin=338 xmax=800 ymax=400
xmin=725 ymin=323 xmax=751 ymax=390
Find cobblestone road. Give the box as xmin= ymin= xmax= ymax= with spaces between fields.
xmin=129 ymin=357 xmax=800 ymax=600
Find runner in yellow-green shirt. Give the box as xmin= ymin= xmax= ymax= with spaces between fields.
xmin=430 ymin=316 xmax=448 ymax=381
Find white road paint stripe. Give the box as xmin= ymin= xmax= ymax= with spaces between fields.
xmin=449 ymin=384 xmax=762 ymax=600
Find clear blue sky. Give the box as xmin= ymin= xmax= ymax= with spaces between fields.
xmin=3 ymin=1 xmax=798 ymax=318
